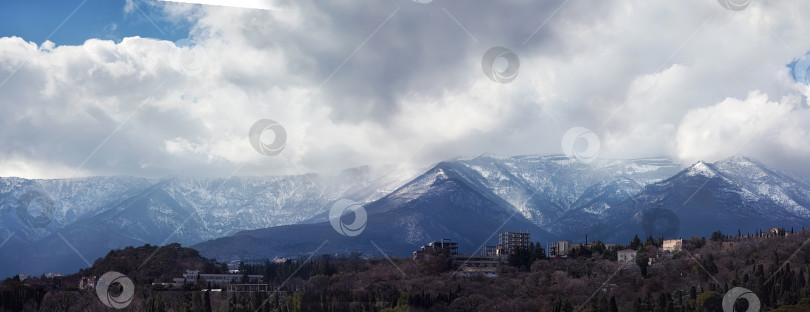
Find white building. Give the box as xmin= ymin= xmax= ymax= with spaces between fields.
xmin=182 ymin=270 xmax=263 ymax=286
xmin=547 ymin=240 xmax=572 ymax=257
xmin=662 ymin=239 xmax=682 ymax=253
xmin=618 ymin=249 xmax=637 ymax=263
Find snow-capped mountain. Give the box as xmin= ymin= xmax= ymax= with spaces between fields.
xmin=193 ymin=155 xmax=683 ymax=260
xmin=195 ymin=161 xmax=559 ymax=261
xmin=0 ymin=176 xmax=154 ymax=242
xmin=712 ymin=156 xmax=810 ymax=217
xmin=2 ymin=154 xmax=808 ymax=277
xmin=195 ymin=155 xmax=810 ymax=261
xmin=0 ymin=166 xmax=408 ymax=277
xmin=585 ymin=156 xmax=810 ymax=242
xmin=290 ymin=154 xmax=682 ymax=240
xmin=443 ymin=155 xmax=681 ymax=233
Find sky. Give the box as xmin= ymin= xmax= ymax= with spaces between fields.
xmin=0 ymin=0 xmax=809 ymax=179
xmin=0 ymin=0 xmax=190 ymax=44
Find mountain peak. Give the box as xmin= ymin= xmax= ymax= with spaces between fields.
xmin=713 ymin=155 xmax=782 ymax=184
xmin=720 ymin=155 xmax=757 ymax=165
xmin=714 ymin=155 xmax=769 ymax=175
xmin=685 ymin=160 xmax=719 ymax=178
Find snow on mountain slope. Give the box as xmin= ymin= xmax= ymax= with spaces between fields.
xmin=3 ymin=154 xmax=808 ymax=277
xmin=444 ymin=154 xmax=681 ymax=231
xmin=194 ymin=163 xmax=557 ymax=261
xmin=0 ymin=176 xmax=153 ymax=242
xmin=712 ymin=156 xmax=810 ymax=218
xmin=339 ymin=154 xmax=681 ymax=242
xmin=197 ymin=154 xmax=810 ymax=261
xmin=584 ymin=156 xmax=810 ymax=243
xmin=0 ymin=166 xmax=407 ymax=278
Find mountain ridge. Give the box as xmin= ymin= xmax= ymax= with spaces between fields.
xmin=0 ymin=166 xmax=405 ymax=277
xmin=1 ymin=154 xmax=808 ymax=277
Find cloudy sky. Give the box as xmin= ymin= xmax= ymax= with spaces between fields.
xmin=0 ymin=0 xmax=809 ymax=179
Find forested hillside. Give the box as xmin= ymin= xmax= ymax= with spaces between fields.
xmin=3 ymin=230 xmax=810 ymax=311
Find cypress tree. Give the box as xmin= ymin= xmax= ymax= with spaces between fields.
xmin=204 ymin=290 xmax=212 ymax=312
xmin=610 ymin=296 xmax=619 ymax=312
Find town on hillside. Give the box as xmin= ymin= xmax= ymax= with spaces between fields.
xmin=412 ymin=226 xmax=798 ymax=277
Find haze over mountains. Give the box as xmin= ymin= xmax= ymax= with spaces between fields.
xmin=1 ymin=154 xmax=809 ymax=278
xmin=0 ymin=166 xmax=409 ymax=277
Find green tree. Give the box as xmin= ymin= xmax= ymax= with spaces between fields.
xmin=630 ymin=234 xmax=642 ymax=250
xmin=419 ymin=249 xmax=452 ymax=274
xmin=710 ymin=231 xmax=724 ymax=242
xmin=644 ymin=235 xmax=656 ymax=247
xmin=610 ymin=296 xmax=619 ymax=312
xmin=696 ymin=291 xmax=722 ymax=312
xmin=636 ymin=249 xmax=649 ymax=277
xmin=147 ymin=294 xmax=167 ymax=312
xmin=597 ymin=295 xmax=609 ymax=312
xmin=561 ymin=298 xmax=574 ymax=312
xmin=204 ymin=290 xmax=212 ymax=312
xmin=381 ymin=305 xmax=410 ymax=312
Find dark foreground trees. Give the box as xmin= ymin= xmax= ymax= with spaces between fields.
xmin=6 ymin=229 xmax=810 ymax=311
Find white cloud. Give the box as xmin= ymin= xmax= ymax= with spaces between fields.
xmin=124 ymin=0 xmax=136 ymax=14
xmin=676 ymin=91 xmax=800 ymax=164
xmin=1 ymin=0 xmax=810 ymax=179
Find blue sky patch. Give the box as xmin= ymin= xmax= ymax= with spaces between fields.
xmin=0 ymin=0 xmax=190 ymax=45
xmin=789 ymin=53 xmax=810 ymax=85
